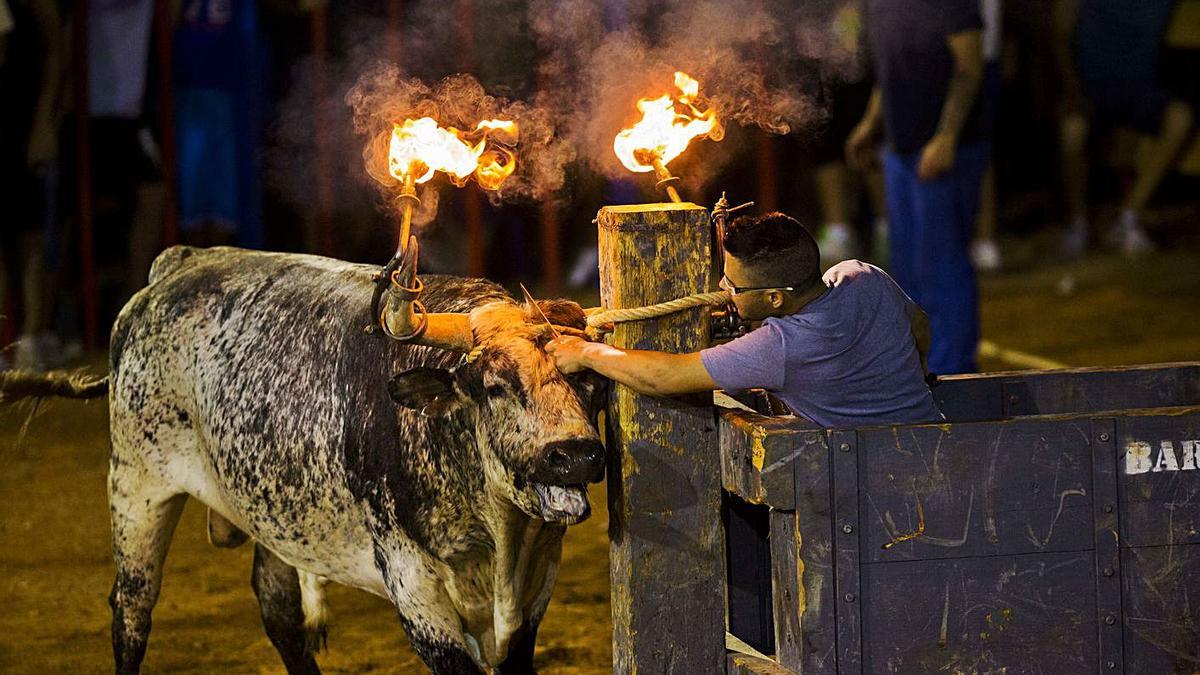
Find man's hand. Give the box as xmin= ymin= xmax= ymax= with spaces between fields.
xmin=845 ymin=121 xmax=878 ymax=171
xmin=546 ymin=335 xmax=590 ymax=374
xmin=917 ymin=133 xmax=957 ymax=181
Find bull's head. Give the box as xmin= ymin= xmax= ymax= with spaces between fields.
xmin=385 ymin=296 xmax=606 ymax=525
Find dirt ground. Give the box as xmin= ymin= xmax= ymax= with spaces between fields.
xmin=2 ymin=247 xmax=1198 ymax=674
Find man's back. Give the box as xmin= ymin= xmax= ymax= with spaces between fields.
xmin=701 ymin=260 xmax=942 ymax=427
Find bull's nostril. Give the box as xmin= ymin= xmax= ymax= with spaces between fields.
xmin=549 ymin=449 xmax=572 ymax=469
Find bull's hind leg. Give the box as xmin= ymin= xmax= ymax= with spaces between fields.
xmin=107 ymin=470 xmax=187 ymax=674
xmin=251 ymin=544 xmax=323 ymax=674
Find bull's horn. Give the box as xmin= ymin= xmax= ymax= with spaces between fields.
xmin=378 ymin=238 xmax=474 ymax=353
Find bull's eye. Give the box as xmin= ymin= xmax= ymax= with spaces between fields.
xmin=486 ymin=384 xmax=507 ymax=398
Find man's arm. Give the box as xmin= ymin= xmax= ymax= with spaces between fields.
xmin=846 ymin=86 xmax=883 ymax=170
xmin=917 ymin=30 xmax=983 ymax=180
xmin=547 ymin=337 xmax=717 ymax=396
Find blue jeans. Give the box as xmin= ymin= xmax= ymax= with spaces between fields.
xmin=883 ymin=142 xmax=989 ymax=374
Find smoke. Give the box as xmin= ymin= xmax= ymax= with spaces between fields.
xmin=268 ymin=0 xmax=867 ymax=231
xmin=528 ymin=0 xmax=865 ymax=178
xmin=344 ymin=64 xmax=573 ymax=225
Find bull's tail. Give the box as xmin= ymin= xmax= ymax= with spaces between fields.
xmin=0 ymin=369 xmax=109 ymax=403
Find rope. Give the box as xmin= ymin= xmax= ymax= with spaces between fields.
xmin=585 ymin=290 xmax=730 ymax=328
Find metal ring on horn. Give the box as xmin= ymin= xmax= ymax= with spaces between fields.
xmin=380 ymin=298 xmax=429 ymax=342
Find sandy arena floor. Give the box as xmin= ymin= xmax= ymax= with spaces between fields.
xmin=2 ymin=247 xmax=1199 ymax=674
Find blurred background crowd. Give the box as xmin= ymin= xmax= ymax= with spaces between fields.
xmin=1 ymin=0 xmax=1197 ymax=373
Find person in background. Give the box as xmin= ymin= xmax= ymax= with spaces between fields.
xmin=1057 ymin=0 xmax=1193 ymax=257
xmin=546 ymin=213 xmax=942 ymax=429
xmin=970 ymin=0 xmax=1003 ymax=273
xmin=0 ymin=0 xmax=67 ymax=370
xmin=847 ymin=0 xmax=987 ymax=375
xmin=174 ymin=0 xmax=266 ymax=250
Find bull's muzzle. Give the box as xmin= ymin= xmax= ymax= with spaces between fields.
xmin=531 ymin=439 xmax=606 ymax=486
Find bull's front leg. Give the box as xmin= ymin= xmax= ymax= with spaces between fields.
xmin=376 ymin=544 xmax=484 ymax=674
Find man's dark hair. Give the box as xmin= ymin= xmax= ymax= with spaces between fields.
xmin=722 ymin=212 xmax=821 ymax=288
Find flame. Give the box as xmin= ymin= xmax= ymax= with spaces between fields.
xmin=388 ymin=117 xmax=518 ymax=190
xmin=613 ymin=71 xmax=723 ymax=174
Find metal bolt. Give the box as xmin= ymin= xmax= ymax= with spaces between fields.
xmin=1008 ymin=394 xmax=1020 ymax=405
xmin=844 ymin=593 xmax=856 ymax=603
xmin=1104 ymin=504 xmax=1114 ymax=514
xmin=1099 ymin=432 xmax=1110 ymax=442
xmin=1103 ymin=567 xmax=1114 ymax=577
xmin=1106 ymin=661 xmax=1116 ymax=669
xmin=1105 ymin=615 xmax=1116 ymax=626
xmin=839 ymin=442 xmax=851 ymax=452
xmin=842 ymin=524 xmax=854 ymax=534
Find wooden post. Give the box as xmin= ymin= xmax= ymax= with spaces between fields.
xmin=597 ymin=202 xmax=725 ymax=674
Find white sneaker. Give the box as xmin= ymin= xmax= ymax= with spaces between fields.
xmin=818 ymin=223 xmax=857 ymax=263
xmin=14 ymin=334 xmax=46 ymax=371
xmin=970 ymin=238 xmax=1002 ymax=272
xmin=1106 ymin=210 xmax=1155 ymax=256
xmin=1061 ymin=215 xmax=1089 ymax=258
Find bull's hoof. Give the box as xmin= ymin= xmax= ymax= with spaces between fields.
xmin=207 ymin=508 xmax=249 ymax=548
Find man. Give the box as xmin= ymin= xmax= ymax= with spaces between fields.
xmin=846 ymin=0 xmax=987 ymax=374
xmin=1056 ymin=0 xmax=1193 ymax=257
xmin=546 ymin=213 xmax=943 ymax=428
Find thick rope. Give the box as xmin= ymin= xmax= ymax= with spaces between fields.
xmin=586 ymin=290 xmax=730 ymax=328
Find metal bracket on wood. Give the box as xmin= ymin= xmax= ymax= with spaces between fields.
xmin=1090 ymin=417 xmax=1125 ymax=672
xmin=830 ymin=429 xmax=863 ymax=674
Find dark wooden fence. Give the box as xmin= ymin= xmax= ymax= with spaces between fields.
xmin=665 ymin=362 xmax=1200 ymax=674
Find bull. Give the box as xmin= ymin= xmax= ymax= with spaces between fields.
xmin=7 ymin=245 xmax=608 ymax=674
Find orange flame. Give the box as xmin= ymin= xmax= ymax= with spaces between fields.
xmin=388 ymin=117 xmax=518 ymax=190
xmin=613 ymin=71 xmax=723 ymax=173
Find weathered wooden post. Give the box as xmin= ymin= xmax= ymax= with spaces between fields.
xmin=597 ymin=202 xmax=726 ymax=674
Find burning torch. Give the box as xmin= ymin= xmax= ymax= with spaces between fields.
xmin=613 ymin=71 xmax=723 ymax=203
xmin=372 ymin=116 xmax=518 ymax=339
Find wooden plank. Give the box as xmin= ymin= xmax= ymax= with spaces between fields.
xmin=1116 ymin=410 xmax=1200 ymax=548
xmin=861 ymin=552 xmax=1097 ymax=672
xmin=727 ymin=652 xmax=798 ymax=675
xmin=770 ymin=510 xmax=804 ymax=671
xmin=599 ymin=202 xmax=725 ymax=675
xmin=718 ymin=407 xmax=822 ymax=510
xmin=1090 ymin=418 xmax=1124 ymax=672
xmin=933 ymin=362 xmax=1200 ymax=422
xmin=859 ymin=419 xmax=1094 ymax=563
xmin=1120 ymin=544 xmax=1200 ymax=673
xmin=830 ymin=430 xmax=862 ymax=674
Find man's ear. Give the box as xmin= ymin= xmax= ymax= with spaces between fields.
xmin=766 ymin=290 xmax=786 ymax=309
xmin=387 ymin=367 xmax=462 ymax=415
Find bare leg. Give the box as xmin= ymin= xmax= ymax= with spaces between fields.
xmin=1123 ymin=101 xmax=1195 ymax=213
xmin=251 ymin=544 xmax=323 ymax=674
xmin=1059 ymin=112 xmax=1091 ymax=254
xmin=971 ymin=164 xmax=1001 ymax=271
xmin=814 ymin=161 xmax=858 ymax=261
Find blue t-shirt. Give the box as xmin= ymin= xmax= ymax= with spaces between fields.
xmin=700 ymin=261 xmax=943 ymax=428
xmin=866 ymin=0 xmax=984 ymax=155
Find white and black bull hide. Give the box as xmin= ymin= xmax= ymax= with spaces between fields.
xmin=101 ymin=246 xmax=607 ymax=674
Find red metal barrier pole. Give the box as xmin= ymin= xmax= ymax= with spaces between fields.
xmin=756 ymin=131 xmax=779 ymax=213
xmin=154 ymin=0 xmax=178 ymax=248
xmin=310 ymin=5 xmax=335 ymax=256
xmin=73 ymin=0 xmax=97 ymax=349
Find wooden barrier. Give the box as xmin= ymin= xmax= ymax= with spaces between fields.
xmin=598 ymin=202 xmax=726 ymax=675
xmin=716 ymin=363 xmax=1200 ymax=674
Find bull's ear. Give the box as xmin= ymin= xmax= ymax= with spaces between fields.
xmin=387 ymin=367 xmax=461 ymax=415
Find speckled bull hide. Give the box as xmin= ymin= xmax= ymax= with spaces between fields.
xmin=105 ymin=246 xmax=606 ymax=675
